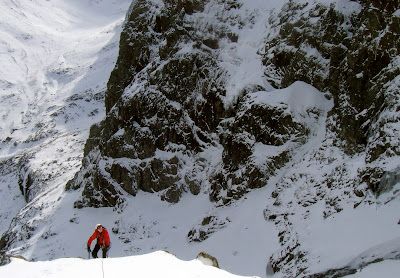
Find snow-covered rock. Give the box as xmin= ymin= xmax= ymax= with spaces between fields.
xmin=1 ymin=1 xmax=399 ymax=278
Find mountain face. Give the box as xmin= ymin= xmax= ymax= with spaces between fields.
xmin=63 ymin=0 xmax=399 ymax=275
xmin=67 ymin=0 xmax=399 ymax=207
xmin=1 ymin=0 xmax=399 ymax=277
xmin=67 ymin=0 xmax=329 ymax=207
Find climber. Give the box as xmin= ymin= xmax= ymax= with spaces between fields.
xmin=87 ymin=224 xmax=111 ymax=258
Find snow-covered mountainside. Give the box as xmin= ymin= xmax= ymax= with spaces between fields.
xmin=1 ymin=0 xmax=399 ymax=278
xmin=0 ymin=0 xmax=131 ymax=257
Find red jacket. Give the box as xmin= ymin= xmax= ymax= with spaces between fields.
xmin=87 ymin=228 xmax=110 ymax=247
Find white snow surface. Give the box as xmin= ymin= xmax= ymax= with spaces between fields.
xmin=0 ymin=251 xmax=252 ymax=278
xmin=0 ymin=0 xmax=131 ymax=232
xmin=0 ymin=1 xmax=399 ymax=278
xmin=299 ymin=201 xmax=400 ymax=274
xmin=248 ymin=81 xmax=333 ymax=124
xmin=218 ymin=0 xmax=286 ymax=105
xmin=347 ymin=260 xmax=400 ymax=278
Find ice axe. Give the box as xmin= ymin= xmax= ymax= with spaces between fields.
xmin=87 ymin=244 xmax=91 ymax=259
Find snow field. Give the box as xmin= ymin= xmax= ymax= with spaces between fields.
xmin=0 ymin=251 xmax=254 ymax=278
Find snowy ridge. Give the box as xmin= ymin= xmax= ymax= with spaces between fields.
xmin=0 ymin=251 xmax=252 ymax=278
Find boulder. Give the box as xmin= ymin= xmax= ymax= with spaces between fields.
xmin=196 ymin=251 xmax=219 ymax=268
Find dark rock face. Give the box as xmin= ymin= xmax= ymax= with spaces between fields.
xmin=187 ymin=216 xmax=230 ymax=242
xmin=263 ymin=1 xmax=399 ymax=155
xmin=263 ymin=0 xmax=400 ymax=193
xmin=67 ymin=0 xmax=322 ymax=207
xmin=105 ymin=0 xmax=156 ymax=113
xmin=68 ymin=0 xmax=399 ymax=212
xmin=68 ymin=0 xmax=227 ymax=207
xmin=210 ymin=94 xmax=308 ymax=203
xmin=360 ymin=0 xmax=399 ymax=13
xmin=260 ymin=2 xmax=400 ymax=276
xmin=306 ymin=267 xmax=357 ymax=278
xmin=0 ymin=254 xmax=10 ymax=266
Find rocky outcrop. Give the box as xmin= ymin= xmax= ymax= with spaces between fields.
xmin=263 ymin=1 xmax=399 ymax=155
xmin=209 ymin=91 xmax=309 ymax=203
xmin=187 ymin=215 xmax=230 ymax=242
xmin=67 ymin=0 xmax=225 ymax=207
xmin=67 ymin=0 xmax=399 ymax=208
xmin=261 ymin=1 xmax=400 ymax=276
xmin=0 ymin=254 xmax=10 ymax=267
xmin=67 ymin=0 xmax=328 ymax=207
xmin=197 ymin=251 xmax=220 ymax=268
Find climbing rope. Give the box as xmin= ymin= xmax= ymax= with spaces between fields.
xmin=101 ymin=259 xmax=105 ymax=278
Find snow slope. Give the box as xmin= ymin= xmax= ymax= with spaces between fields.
xmin=0 ymin=0 xmax=131 ymax=251
xmin=0 ymin=251 xmax=252 ymax=278
xmin=347 ymin=260 xmax=400 ymax=278
xmin=1 ymin=1 xmax=399 ymax=278
xmin=0 ymin=0 xmax=130 ymax=152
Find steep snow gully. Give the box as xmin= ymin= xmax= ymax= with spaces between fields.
xmin=1 ymin=1 xmax=400 ymax=278
xmin=0 ymin=0 xmax=131 ymax=254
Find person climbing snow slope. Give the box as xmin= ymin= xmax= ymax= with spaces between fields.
xmin=87 ymin=224 xmax=110 ymax=258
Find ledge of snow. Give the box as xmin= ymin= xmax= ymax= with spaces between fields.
xmin=0 ymin=251 xmax=254 ymax=278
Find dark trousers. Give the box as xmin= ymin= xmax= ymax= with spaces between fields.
xmin=91 ymin=243 xmax=109 ymax=258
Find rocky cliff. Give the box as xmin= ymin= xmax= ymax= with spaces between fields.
xmin=67 ymin=0 xmax=328 ymax=207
